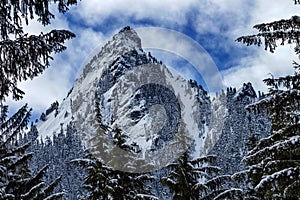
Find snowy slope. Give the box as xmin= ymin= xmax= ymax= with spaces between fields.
xmin=35 ymin=96 xmax=72 ymax=139
xmin=36 ymin=27 xmax=144 ymax=140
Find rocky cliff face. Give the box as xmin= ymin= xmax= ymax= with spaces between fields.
xmin=35 ymin=26 xmax=270 ymax=174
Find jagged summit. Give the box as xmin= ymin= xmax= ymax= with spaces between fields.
xmin=112 ymin=26 xmax=141 ymax=48
xmin=116 ymin=25 xmax=137 ymax=36
xmin=100 ymin=26 xmax=142 ymax=57
xmin=78 ymin=26 xmax=144 ymax=79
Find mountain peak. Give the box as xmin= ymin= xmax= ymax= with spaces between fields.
xmin=119 ymin=26 xmax=134 ymax=33
xmin=109 ymin=26 xmax=142 ymax=50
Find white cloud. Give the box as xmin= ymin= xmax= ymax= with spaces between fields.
xmin=222 ymin=46 xmax=297 ymax=92
xmin=249 ymin=0 xmax=299 ymax=25
xmin=72 ymin=0 xmax=198 ymax=27
xmin=64 ymin=27 xmax=107 ymax=79
xmin=193 ymin=0 xmax=256 ymax=38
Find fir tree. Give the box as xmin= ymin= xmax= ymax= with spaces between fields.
xmin=0 ymin=105 xmax=64 ymax=199
xmin=162 ymin=153 xmax=242 ymax=200
xmin=236 ymin=2 xmax=300 ymax=57
xmin=73 ymin=123 xmax=156 ymax=199
xmin=237 ymin=1 xmax=300 ymax=199
xmin=73 ymin=153 xmax=157 ymax=200
xmin=242 ymin=64 xmax=300 ymax=199
xmin=0 ymin=1 xmax=78 ymax=199
xmin=161 ymin=151 xmax=200 ymax=200
xmin=23 ymin=122 xmax=86 ymax=200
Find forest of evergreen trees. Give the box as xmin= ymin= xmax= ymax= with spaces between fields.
xmin=0 ymin=0 xmax=299 ymax=199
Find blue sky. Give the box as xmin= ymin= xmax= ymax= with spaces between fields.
xmin=7 ymin=0 xmax=300 ymax=120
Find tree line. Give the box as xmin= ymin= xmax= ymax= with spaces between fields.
xmin=0 ymin=0 xmax=299 ymax=199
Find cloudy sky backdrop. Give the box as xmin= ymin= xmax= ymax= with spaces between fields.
xmin=8 ymin=0 xmax=300 ymax=119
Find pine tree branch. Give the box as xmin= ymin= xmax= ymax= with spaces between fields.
xmin=190 ymin=155 xmax=217 ymax=166
xmin=253 ymin=16 xmax=300 ymax=32
xmin=0 ymin=30 xmax=75 ymax=101
xmin=45 ymin=193 xmax=65 ymax=200
xmin=8 ymin=153 xmax=33 ymax=171
xmin=41 ymin=175 xmax=63 ymax=199
xmin=0 ymin=194 xmax=15 ymax=200
xmin=236 ymin=30 xmax=300 ymax=53
xmin=0 ymin=104 xmax=29 ymax=133
xmin=0 ymin=0 xmax=79 ymax=40
xmin=255 ymin=167 xmax=300 ymax=196
xmin=20 ymin=182 xmax=46 ymax=199
xmin=264 ymin=160 xmax=300 ymax=175
xmin=0 ymin=105 xmax=8 ymax=125
xmin=245 ymin=136 xmax=300 ymax=166
xmin=283 ymin=180 xmax=300 ymax=198
xmin=236 ymin=16 xmax=300 ymax=56
xmin=245 ymin=124 xmax=300 ymax=156
xmin=0 ymin=108 xmax=32 ymax=148
xmin=213 ymin=188 xmax=243 ymax=200
xmin=26 ymin=165 xmax=49 ymax=189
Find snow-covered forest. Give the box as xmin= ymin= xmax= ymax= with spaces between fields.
xmin=0 ymin=1 xmax=299 ymax=200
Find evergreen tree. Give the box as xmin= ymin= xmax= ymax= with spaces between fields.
xmin=0 ymin=105 xmax=64 ymax=199
xmin=0 ymin=0 xmax=78 ymax=199
xmin=162 ymin=153 xmax=242 ymax=200
xmin=237 ymin=1 xmax=300 ymax=199
xmin=51 ymin=123 xmax=86 ymax=200
xmin=74 ymin=153 xmax=157 ymax=200
xmin=23 ymin=122 xmax=86 ymax=200
xmin=73 ymin=124 xmax=155 ymax=199
xmin=161 ymin=151 xmax=200 ymax=200
xmin=242 ymin=65 xmax=300 ymax=199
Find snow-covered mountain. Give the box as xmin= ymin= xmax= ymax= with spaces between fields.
xmin=35 ymin=26 xmax=270 ymax=174
xmin=35 ymin=26 xmax=211 ymax=171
